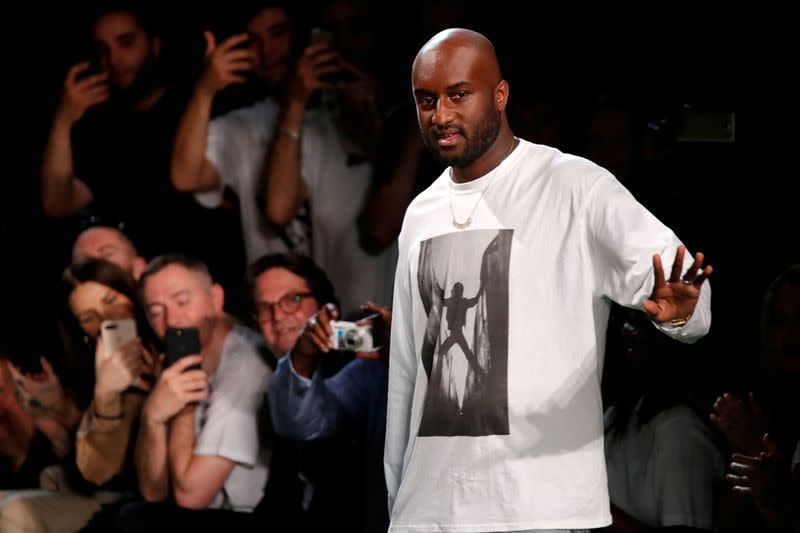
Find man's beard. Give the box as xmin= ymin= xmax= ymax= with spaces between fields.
xmin=423 ymin=106 xmax=501 ymax=169
xmin=110 ymin=58 xmax=164 ymax=106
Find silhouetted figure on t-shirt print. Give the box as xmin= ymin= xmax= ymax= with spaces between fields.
xmin=439 ymin=281 xmax=487 ymax=385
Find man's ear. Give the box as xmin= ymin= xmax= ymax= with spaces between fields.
xmin=132 ymin=257 xmax=147 ymax=281
xmin=211 ymin=283 xmax=225 ymax=316
xmin=495 ymin=79 xmax=509 ymax=113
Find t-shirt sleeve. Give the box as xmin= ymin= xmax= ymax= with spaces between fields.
xmin=194 ymin=346 xmax=271 ymax=466
xmin=583 ymin=173 xmax=711 ymax=342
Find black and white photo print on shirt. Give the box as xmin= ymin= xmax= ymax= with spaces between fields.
xmin=416 ymin=229 xmax=512 ymax=436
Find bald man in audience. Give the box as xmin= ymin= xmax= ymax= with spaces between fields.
xmin=72 ymin=226 xmax=147 ymax=280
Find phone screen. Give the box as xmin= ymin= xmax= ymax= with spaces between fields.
xmin=164 ymin=327 xmax=201 ymax=370
xmin=309 ymin=27 xmax=334 ymax=46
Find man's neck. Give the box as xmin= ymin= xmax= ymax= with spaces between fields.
xmin=201 ymin=316 xmax=234 ymax=376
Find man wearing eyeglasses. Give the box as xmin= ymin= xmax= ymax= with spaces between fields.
xmin=247 ymin=253 xmax=391 ymax=532
xmin=246 ymin=253 xmax=337 ymax=358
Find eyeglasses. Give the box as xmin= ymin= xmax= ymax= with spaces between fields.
xmin=253 ymin=292 xmax=313 ymax=321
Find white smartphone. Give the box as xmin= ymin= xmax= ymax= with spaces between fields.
xmin=100 ymin=318 xmax=137 ymax=360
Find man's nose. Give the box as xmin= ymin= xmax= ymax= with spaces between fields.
xmin=271 ymin=303 xmax=287 ymax=321
xmin=432 ymin=99 xmax=455 ymax=126
xmin=165 ymin=311 xmax=189 ymax=329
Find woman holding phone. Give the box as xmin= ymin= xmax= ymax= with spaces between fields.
xmin=3 ymin=259 xmax=159 ymax=532
xmin=60 ymin=258 xmax=158 ymax=488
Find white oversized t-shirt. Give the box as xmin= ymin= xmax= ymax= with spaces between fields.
xmin=385 ymin=139 xmax=711 ymax=532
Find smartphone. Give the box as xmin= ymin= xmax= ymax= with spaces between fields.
xmin=309 ymin=27 xmax=334 ymax=46
xmin=74 ymin=42 xmax=104 ymax=81
xmin=101 ymin=319 xmax=137 ymax=360
xmin=164 ymin=327 xmax=201 ymax=370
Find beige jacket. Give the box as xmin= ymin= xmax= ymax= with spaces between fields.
xmin=75 ymin=393 xmax=144 ymax=486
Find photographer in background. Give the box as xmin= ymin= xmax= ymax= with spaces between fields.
xmin=247 ymin=253 xmax=390 ymax=532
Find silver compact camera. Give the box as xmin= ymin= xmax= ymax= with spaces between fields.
xmin=329 ymin=320 xmax=375 ymax=352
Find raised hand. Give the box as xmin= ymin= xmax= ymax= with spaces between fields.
xmin=710 ymin=392 xmax=766 ymax=454
xmin=55 ymin=62 xmax=110 ymax=125
xmin=10 ymin=357 xmax=70 ymax=421
xmin=287 ymin=41 xmax=342 ymax=104
xmin=356 ymin=301 xmax=392 ymax=362
xmin=143 ymin=356 xmax=208 ymax=425
xmin=296 ymin=303 xmax=339 ymax=357
xmin=197 ymin=31 xmax=255 ymax=96
xmin=95 ymin=337 xmax=154 ymax=400
xmin=334 ymin=56 xmax=381 ymax=131
xmin=727 ymin=434 xmax=795 ymax=524
xmin=643 ymin=244 xmax=712 ymax=324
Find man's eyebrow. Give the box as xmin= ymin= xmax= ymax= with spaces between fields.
xmin=170 ymin=289 xmax=191 ymax=300
xmin=445 ymin=81 xmax=472 ymax=92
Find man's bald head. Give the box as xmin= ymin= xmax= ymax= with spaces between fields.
xmin=413 ymin=28 xmax=501 ymax=86
xmin=72 ymin=226 xmax=146 ymax=280
xmin=411 ymin=28 xmax=513 ymax=176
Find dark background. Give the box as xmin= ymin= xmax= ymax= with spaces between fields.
xmin=2 ymin=2 xmax=798 ymax=397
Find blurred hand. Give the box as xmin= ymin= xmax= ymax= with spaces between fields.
xmin=710 ymin=392 xmax=765 ymax=454
xmin=55 ymin=62 xmax=109 ymax=125
xmin=9 ymin=357 xmax=69 ymax=421
xmin=295 ymin=303 xmax=339 ymax=358
xmin=197 ymin=31 xmax=255 ymax=96
xmin=727 ymin=434 xmax=794 ymax=524
xmin=335 ymin=57 xmax=380 ymax=129
xmin=143 ymin=356 xmax=208 ymax=425
xmin=287 ymin=41 xmax=342 ymax=104
xmin=0 ymin=368 xmax=35 ymax=464
xmin=356 ymin=301 xmax=392 ymax=362
xmin=95 ymin=337 xmax=155 ymax=399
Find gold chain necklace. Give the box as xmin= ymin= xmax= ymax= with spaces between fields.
xmin=449 ymin=137 xmax=517 ymax=230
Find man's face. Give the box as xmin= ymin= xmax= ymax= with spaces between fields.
xmin=93 ymin=11 xmax=158 ymax=90
xmin=72 ymin=227 xmax=143 ymax=279
xmin=246 ymin=7 xmax=293 ymax=86
xmin=142 ymin=264 xmax=223 ymax=350
xmin=412 ymin=46 xmax=501 ymax=169
xmin=253 ymin=267 xmax=319 ymax=355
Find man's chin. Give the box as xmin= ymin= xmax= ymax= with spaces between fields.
xmin=427 ymin=145 xmax=461 ymax=167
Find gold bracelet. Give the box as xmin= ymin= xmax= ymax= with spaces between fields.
xmin=668 ymin=314 xmax=692 ymax=328
xmin=278 ymin=127 xmax=301 ymax=141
